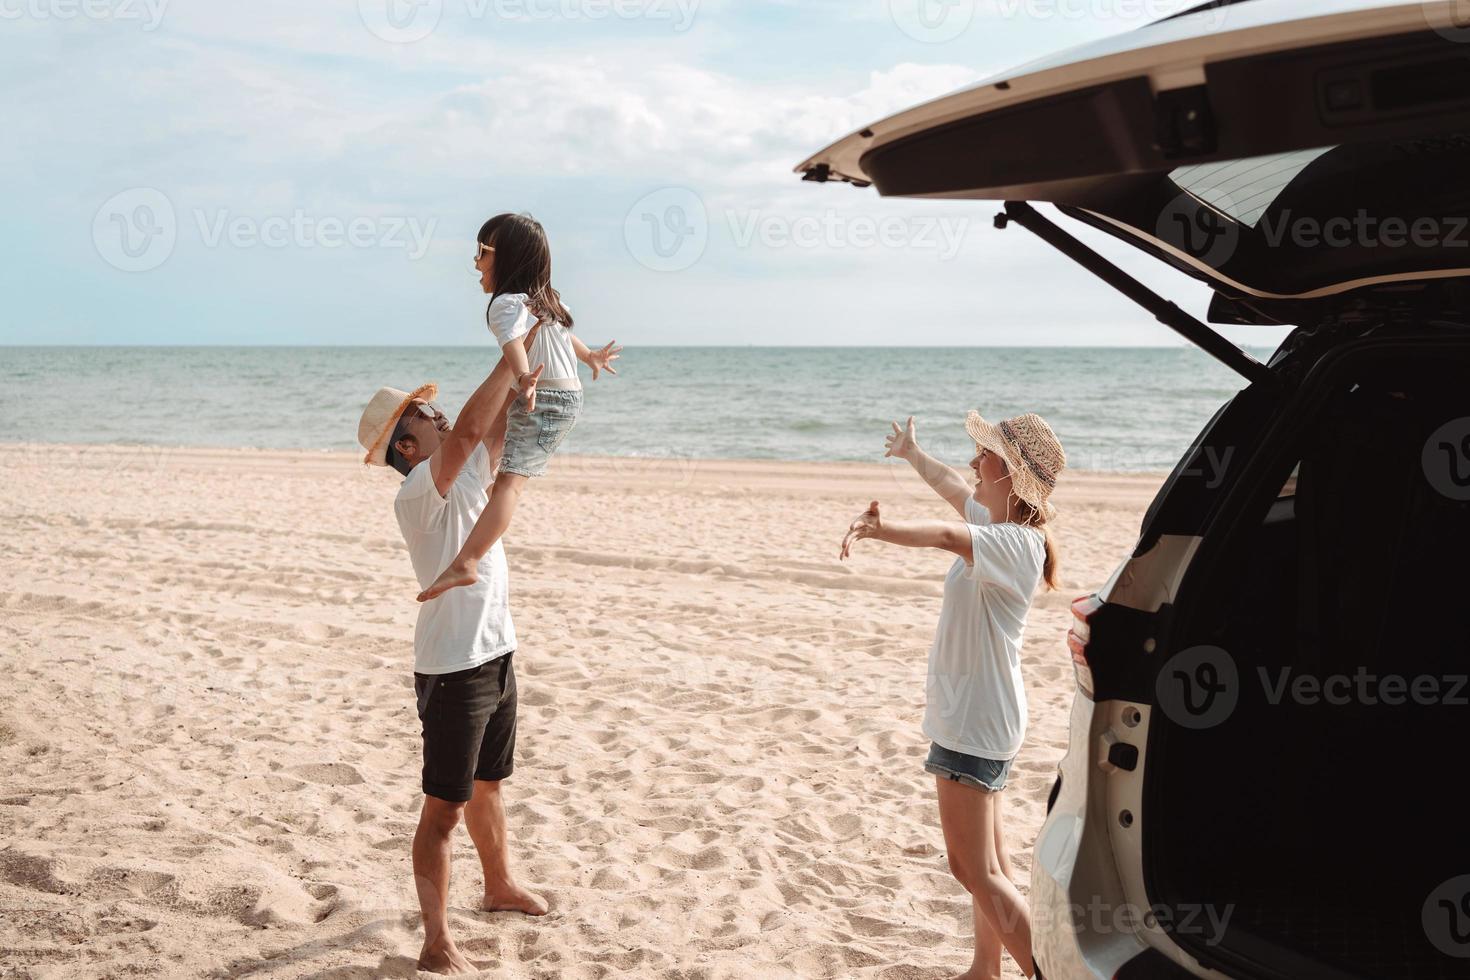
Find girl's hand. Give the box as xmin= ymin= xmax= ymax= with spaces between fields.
xmin=517 ymin=365 xmax=545 ymax=413
xmin=885 ymin=417 xmax=919 ymax=462
xmin=587 ymin=341 xmax=622 ymax=381
xmin=840 ymin=500 xmax=882 ymax=561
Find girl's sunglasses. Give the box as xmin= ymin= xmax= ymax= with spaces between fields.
xmin=476 ymin=242 xmax=495 ymax=259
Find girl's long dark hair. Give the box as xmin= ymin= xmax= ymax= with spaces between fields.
xmin=478 ymin=213 xmax=574 ymax=330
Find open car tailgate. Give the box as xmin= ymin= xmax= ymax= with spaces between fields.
xmin=797 ymin=1 xmax=1470 ymax=314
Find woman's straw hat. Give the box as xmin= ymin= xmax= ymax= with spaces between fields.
xmin=358 ymin=382 xmax=438 ymax=467
xmin=964 ymin=410 xmax=1066 ymax=520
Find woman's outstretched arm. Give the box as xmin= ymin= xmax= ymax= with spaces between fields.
xmin=885 ymin=417 xmax=972 ymax=517
xmin=840 ymin=501 xmax=971 ymax=561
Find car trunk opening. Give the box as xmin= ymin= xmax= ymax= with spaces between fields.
xmin=1142 ymin=338 xmax=1470 ymax=978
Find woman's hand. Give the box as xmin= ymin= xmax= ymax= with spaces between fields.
xmin=586 ymin=341 xmax=622 ymax=381
xmin=840 ymin=500 xmax=882 ymax=560
xmin=885 ymin=416 xmax=919 ymax=462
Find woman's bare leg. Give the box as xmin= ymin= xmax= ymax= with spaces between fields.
xmin=962 ymin=795 xmax=1012 ymax=979
xmin=968 ymin=894 xmax=1005 ymax=980
xmin=975 ymin=793 xmax=1020 ymax=977
xmin=936 ymin=776 xmax=1033 ymax=978
xmin=417 ymin=472 xmax=529 ymax=602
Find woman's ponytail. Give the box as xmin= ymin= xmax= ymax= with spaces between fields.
xmin=1012 ymin=497 xmax=1060 ymax=592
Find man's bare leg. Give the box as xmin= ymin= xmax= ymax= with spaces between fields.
xmin=412 ymin=796 xmax=474 ymax=975
xmin=464 ymin=779 xmax=547 ymax=915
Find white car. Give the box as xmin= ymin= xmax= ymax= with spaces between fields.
xmin=798 ymin=1 xmax=1470 ymax=976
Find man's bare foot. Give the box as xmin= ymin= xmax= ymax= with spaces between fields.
xmin=417 ymin=936 xmax=474 ymax=975
xmin=482 ymin=880 xmax=548 ymax=916
xmin=418 ymin=560 xmax=478 ymax=603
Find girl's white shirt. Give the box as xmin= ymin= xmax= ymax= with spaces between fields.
xmin=486 ymin=292 xmax=580 ymax=388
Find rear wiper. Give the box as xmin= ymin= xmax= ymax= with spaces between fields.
xmin=997 ymin=201 xmax=1274 ymax=386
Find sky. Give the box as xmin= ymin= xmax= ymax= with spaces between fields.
xmin=0 ymin=0 xmax=1297 ymax=347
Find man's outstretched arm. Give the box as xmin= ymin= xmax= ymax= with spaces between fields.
xmin=431 ymin=349 xmax=539 ymax=497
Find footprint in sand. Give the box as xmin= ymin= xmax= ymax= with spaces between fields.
xmin=0 ymin=851 xmax=70 ymax=894
xmin=296 ymin=622 xmax=341 ymax=642
xmin=93 ymin=913 xmax=158 ymax=936
xmin=290 ymin=762 xmax=364 ymax=786
xmin=305 ymin=882 xmax=340 ymax=922
xmin=689 ymin=846 xmax=729 ymax=871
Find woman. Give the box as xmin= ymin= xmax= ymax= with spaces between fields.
xmin=840 ymin=411 xmax=1064 ymax=980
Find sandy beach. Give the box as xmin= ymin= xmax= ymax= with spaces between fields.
xmin=0 ymin=445 xmax=1160 ymax=979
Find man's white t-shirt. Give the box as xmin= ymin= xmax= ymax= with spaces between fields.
xmin=394 ymin=444 xmax=516 ymax=675
xmin=922 ymin=496 xmax=1046 ymax=761
xmin=486 ymin=292 xmax=580 ymax=387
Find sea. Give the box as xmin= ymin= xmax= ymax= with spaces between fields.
xmin=0 ymin=346 xmax=1275 ymax=472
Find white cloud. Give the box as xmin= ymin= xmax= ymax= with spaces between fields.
xmin=2 ymin=2 xmax=1262 ymax=347
xmin=357 ymin=58 xmax=984 ymax=198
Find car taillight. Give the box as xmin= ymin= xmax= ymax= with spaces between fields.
xmin=1067 ymin=593 xmax=1103 ymax=698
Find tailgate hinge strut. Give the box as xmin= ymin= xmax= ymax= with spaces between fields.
xmin=996 ymin=201 xmax=1273 ymax=386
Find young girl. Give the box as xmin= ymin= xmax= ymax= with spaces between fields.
xmin=840 ymin=411 xmax=1064 ymax=980
xmin=417 ymin=212 xmax=621 ymax=603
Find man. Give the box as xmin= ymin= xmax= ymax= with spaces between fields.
xmin=357 ymin=356 xmax=548 ymax=976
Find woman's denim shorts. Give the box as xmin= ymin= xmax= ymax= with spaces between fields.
xmin=925 ymin=742 xmax=1014 ymax=793
xmin=501 ymin=387 xmax=583 ymax=478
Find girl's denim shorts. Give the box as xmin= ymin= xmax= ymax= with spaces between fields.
xmin=501 ymin=387 xmax=583 ymax=478
xmin=924 ymin=742 xmax=1014 ymax=793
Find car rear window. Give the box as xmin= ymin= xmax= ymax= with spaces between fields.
xmin=1170 ymin=147 xmax=1336 ymax=227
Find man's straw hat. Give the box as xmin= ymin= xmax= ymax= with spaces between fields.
xmin=964 ymin=410 xmax=1066 ymax=521
xmin=358 ymin=382 xmax=438 ymax=467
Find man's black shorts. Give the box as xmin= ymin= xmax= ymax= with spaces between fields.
xmin=414 ymin=652 xmax=517 ymax=803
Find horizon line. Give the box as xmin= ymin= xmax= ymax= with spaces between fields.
xmin=0 ymin=341 xmax=1280 ymax=350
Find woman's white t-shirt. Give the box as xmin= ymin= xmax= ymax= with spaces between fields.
xmin=922 ymin=496 xmax=1046 ymax=761
xmin=486 ymin=292 xmax=580 ymax=387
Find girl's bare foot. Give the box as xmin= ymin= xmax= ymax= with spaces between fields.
xmin=482 ymin=880 xmax=548 ymax=916
xmin=417 ymin=936 xmax=474 ymax=975
xmin=418 ymin=560 xmax=478 ymax=602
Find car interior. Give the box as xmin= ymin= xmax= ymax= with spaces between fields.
xmin=1145 ymin=340 xmax=1470 ymax=978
